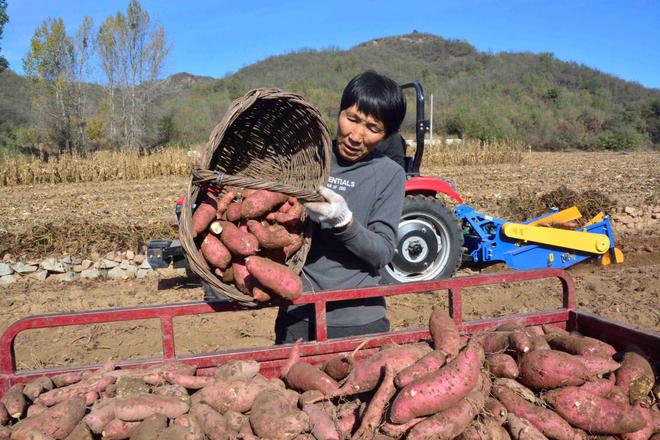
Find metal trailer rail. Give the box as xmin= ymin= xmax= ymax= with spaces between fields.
xmin=1 ymin=269 xmax=658 ymax=395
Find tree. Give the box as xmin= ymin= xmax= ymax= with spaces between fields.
xmin=96 ymin=0 xmax=170 ymax=151
xmin=22 ymin=17 xmax=93 ymax=154
xmin=0 ymin=0 xmax=8 ymax=72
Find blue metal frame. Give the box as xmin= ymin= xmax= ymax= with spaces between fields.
xmin=454 ymin=205 xmax=617 ymax=270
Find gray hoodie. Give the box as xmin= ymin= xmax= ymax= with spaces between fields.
xmin=283 ymin=144 xmax=405 ymax=326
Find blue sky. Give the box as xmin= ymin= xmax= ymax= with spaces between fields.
xmin=3 ymin=0 xmax=660 ymax=89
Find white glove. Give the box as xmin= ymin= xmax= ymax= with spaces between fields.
xmin=304 ymin=186 xmax=353 ymax=228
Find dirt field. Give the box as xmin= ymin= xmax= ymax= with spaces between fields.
xmin=0 ymin=151 xmax=658 ymax=371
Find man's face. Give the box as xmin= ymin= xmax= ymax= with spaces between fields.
xmin=336 ymin=104 xmax=386 ymax=162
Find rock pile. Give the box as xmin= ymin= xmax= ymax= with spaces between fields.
xmin=612 ymin=205 xmax=660 ymax=234
xmin=0 ymin=251 xmax=157 ymax=286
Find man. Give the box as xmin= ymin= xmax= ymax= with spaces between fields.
xmin=275 ymin=71 xmax=406 ymax=343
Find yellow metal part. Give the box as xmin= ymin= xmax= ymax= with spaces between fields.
xmin=601 ymin=247 xmax=624 ymax=265
xmin=529 ymin=206 xmax=582 ymax=226
xmin=584 ymin=212 xmax=605 ymax=227
xmin=502 ymin=222 xmax=611 ymax=254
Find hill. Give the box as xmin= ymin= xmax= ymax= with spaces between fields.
xmin=2 ymin=32 xmax=660 ymax=152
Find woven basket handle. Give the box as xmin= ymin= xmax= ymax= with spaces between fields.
xmin=192 ymin=168 xmax=325 ymax=202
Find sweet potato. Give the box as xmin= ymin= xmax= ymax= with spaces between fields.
xmin=249 ymin=389 xmax=309 ymax=440
xmin=302 ymin=403 xmax=340 ymax=440
xmin=201 ymin=233 xmax=232 ymax=269
xmin=323 ymin=355 xmax=353 ymax=381
xmin=380 ymin=418 xmax=425 ymax=438
xmin=192 ymin=193 xmax=218 ymax=238
xmin=9 ymin=429 xmax=55 ymax=440
xmin=198 ymin=379 xmax=273 ymax=414
xmin=458 ymin=419 xmax=511 ymax=440
xmin=508 ymin=332 xmax=532 ymax=353
xmin=141 ymin=362 xmax=196 ymax=386
xmin=189 ymin=403 xmax=235 ymax=440
xmin=389 ymin=340 xmax=484 ymax=423
xmin=574 ymin=355 xmax=620 ymax=376
xmin=544 ymin=386 xmax=646 ymax=434
xmin=429 ymin=308 xmax=461 ymax=359
xmin=23 ymin=377 xmax=54 ymax=401
xmin=621 ymin=404 xmax=656 ymax=440
xmin=578 ymin=374 xmax=616 ymax=396
xmin=26 ymin=403 xmax=47 ymax=418
xmin=492 ymin=383 xmax=575 ymax=440
xmin=484 ymin=397 xmax=508 ymax=425
xmin=245 ymin=256 xmax=302 ymax=300
xmin=406 ymin=373 xmax=491 ymax=440
xmin=51 ymin=372 xmax=84 ymax=388
xmin=225 ymin=202 xmax=242 ymax=222
xmin=0 ymin=403 xmax=7 ymax=425
xmin=12 ymin=397 xmax=86 ymax=439
xmin=545 ymin=334 xmax=616 ymax=358
xmin=2 ymin=384 xmax=26 ymax=418
xmin=114 ymin=394 xmax=190 ymax=421
xmin=101 ymin=419 xmax=140 ymax=440
xmin=247 ymin=220 xmax=294 ymax=248
xmin=285 ymin=362 xmax=339 ymax=395
xmin=163 ymin=371 xmax=215 ymax=389
xmin=0 ymin=426 xmax=9 ymax=439
xmin=473 ymin=331 xmax=511 ymax=353
xmin=125 ymin=413 xmax=167 ymax=440
xmin=529 ymin=335 xmax=551 ymax=351
xmin=487 ymin=353 xmax=519 ymax=379
xmin=223 ymin=410 xmax=248 ymax=433
xmin=214 ymin=360 xmax=260 ymax=381
xmin=335 ymin=401 xmax=362 ymax=439
xmin=216 ymin=190 xmax=236 ymax=218
xmin=395 ymin=349 xmax=446 ymax=388
xmin=241 ymin=190 xmax=289 ymax=219
xmin=352 ymin=364 xmax=396 ymax=440
xmin=62 ymin=421 xmax=92 ymax=440
xmin=266 ymin=211 xmax=303 ymax=231
xmin=339 ymin=343 xmax=431 ymax=396
xmin=83 ymin=398 xmax=117 ymax=434
xmin=283 ymin=233 xmax=303 ymax=259
xmin=219 ymin=221 xmax=259 ymax=257
xmin=506 ymin=413 xmax=548 ymax=440
xmin=518 ymin=350 xmax=591 ymax=389
xmin=616 ymin=352 xmax=655 ymax=403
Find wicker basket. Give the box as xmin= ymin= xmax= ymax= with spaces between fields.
xmin=179 ymin=88 xmax=332 ymax=305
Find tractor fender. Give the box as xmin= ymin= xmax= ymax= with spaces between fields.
xmin=405 ymin=176 xmax=463 ymax=203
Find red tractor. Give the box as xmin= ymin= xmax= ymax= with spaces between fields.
xmin=147 ymin=82 xmax=465 ymax=285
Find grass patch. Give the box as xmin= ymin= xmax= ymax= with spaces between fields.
xmin=419 ymin=139 xmax=527 ymax=167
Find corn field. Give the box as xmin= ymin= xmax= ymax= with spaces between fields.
xmin=1 ymin=139 xmax=528 ymax=186
xmin=0 ymin=148 xmax=194 ymax=186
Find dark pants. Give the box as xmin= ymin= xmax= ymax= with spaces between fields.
xmin=274 ymin=311 xmax=390 ymax=344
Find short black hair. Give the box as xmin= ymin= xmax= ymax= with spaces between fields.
xmin=340 ymin=71 xmax=406 ymax=136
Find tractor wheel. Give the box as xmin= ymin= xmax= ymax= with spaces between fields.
xmin=381 ymin=195 xmax=463 ymax=284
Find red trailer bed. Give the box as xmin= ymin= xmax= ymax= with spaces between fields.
xmin=1 ymin=268 xmax=658 ymax=396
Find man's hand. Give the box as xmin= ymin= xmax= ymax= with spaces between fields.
xmin=304 ymin=186 xmax=353 ymax=228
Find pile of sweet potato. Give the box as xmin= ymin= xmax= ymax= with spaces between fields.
xmin=1 ymin=311 xmax=658 ymax=439
xmin=190 ymin=186 xmax=305 ymax=302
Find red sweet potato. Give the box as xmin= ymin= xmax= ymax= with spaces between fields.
xmin=114 ymin=394 xmax=190 ymax=421
xmin=51 ymin=372 xmax=84 ymax=388
xmin=484 ymin=397 xmax=508 ymax=425
xmin=506 ymin=413 xmax=547 ymax=440
xmin=429 ymin=308 xmax=460 ymax=359
xmin=26 ymin=403 xmax=47 ymax=418
xmin=302 ymin=403 xmax=340 ymax=440
xmin=621 ymin=403 xmax=656 ymax=440
xmin=493 ymin=378 xmax=545 ymax=406
xmin=529 ymin=335 xmax=551 ymax=351
xmin=266 ymin=211 xmax=303 ymax=231
xmin=544 ymin=386 xmax=646 ymax=434
xmin=216 ymin=190 xmax=236 ymax=218
xmin=223 ymin=410 xmax=248 ymax=433
xmin=214 ymin=360 xmax=260 ymax=381
xmin=352 ymin=364 xmax=396 ymax=440
xmin=389 ymin=340 xmax=484 ymax=423
xmin=472 ymin=331 xmax=511 ymax=354
xmin=518 ymin=350 xmax=591 ymax=389
xmin=23 ymin=377 xmax=54 ymax=401
xmin=189 ymin=403 xmax=235 ymax=440
xmin=1 ymin=384 xmax=26 ymax=419
xmin=508 ymin=331 xmax=532 ymax=353
xmin=0 ymin=426 xmax=10 ymax=439
xmin=247 ymin=220 xmax=293 ymax=248
xmin=8 ymin=428 xmax=54 ymax=440
xmin=225 ymin=202 xmax=242 ymax=222
xmin=616 ymin=352 xmax=655 ymax=403
xmin=128 ymin=413 xmax=167 ymax=440
xmin=578 ymin=374 xmax=616 ymax=396
xmin=192 ymin=193 xmax=218 ymax=238
xmin=219 ymin=221 xmax=259 ymax=257
xmin=63 ymin=421 xmax=92 ymax=440
xmin=379 ymin=418 xmax=425 ymax=438
xmin=574 ymin=354 xmax=620 ymax=376
xmin=545 ymin=333 xmax=616 ymax=358
xmin=487 ymin=353 xmax=519 ymax=379
xmin=12 ymin=397 xmax=86 ymax=439
xmin=406 ymin=373 xmax=491 ymax=440
xmin=458 ymin=419 xmax=511 ymax=440
xmin=83 ymin=398 xmax=117 ymax=434
xmin=339 ymin=343 xmax=432 ymax=396
xmin=249 ymin=389 xmax=309 ymax=440
xmin=283 ymin=233 xmax=303 ymax=259
xmin=141 ymin=362 xmax=196 ymax=386
xmin=241 ymin=190 xmax=289 ymax=219
xmin=101 ymin=418 xmax=140 ymax=440
xmin=285 ymin=362 xmax=339 ymax=395
xmin=323 ymin=355 xmax=353 ymax=381
xmin=198 ymin=379 xmax=274 ymax=414
xmin=245 ymin=256 xmax=302 ymax=300
xmin=163 ymin=371 xmax=215 ymax=389
xmin=395 ymin=350 xmax=446 ymax=388
xmin=492 ymin=383 xmax=575 ymax=440
xmin=0 ymin=403 xmax=7 ymax=425
xmin=201 ymin=233 xmax=232 ymax=269
xmin=335 ymin=401 xmax=361 ymax=439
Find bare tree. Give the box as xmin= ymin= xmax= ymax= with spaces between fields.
xmin=96 ymin=0 xmax=170 ymax=151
